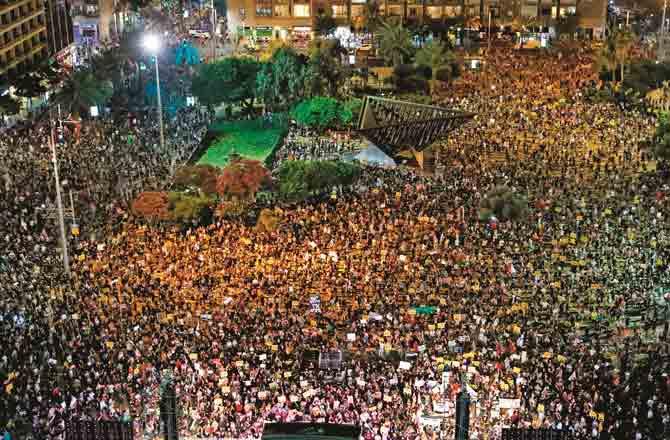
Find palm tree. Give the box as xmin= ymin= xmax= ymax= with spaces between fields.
xmin=362 ymin=0 xmax=382 ymax=33
xmin=614 ymin=29 xmax=635 ymax=83
xmin=377 ymin=21 xmax=413 ymax=66
xmin=415 ymin=40 xmax=458 ymax=93
xmin=0 ymin=94 xmax=20 ymax=116
xmin=55 ymin=69 xmax=114 ymax=114
xmin=594 ymin=42 xmax=617 ymax=82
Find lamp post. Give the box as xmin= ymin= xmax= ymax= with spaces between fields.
xmin=49 ymin=123 xmax=70 ymax=277
xmin=144 ymin=34 xmax=166 ymax=153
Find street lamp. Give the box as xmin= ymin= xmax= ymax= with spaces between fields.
xmin=143 ymin=33 xmax=166 ymax=153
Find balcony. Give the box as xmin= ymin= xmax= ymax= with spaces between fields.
xmin=0 ymin=23 xmax=44 ymax=54
xmin=0 ymin=0 xmax=33 ymax=16
xmin=0 ymin=8 xmax=43 ymax=37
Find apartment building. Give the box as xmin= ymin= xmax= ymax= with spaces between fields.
xmin=44 ymin=0 xmax=73 ymax=56
xmin=0 ymin=0 xmax=49 ymax=84
xmin=226 ymin=0 xmax=606 ymax=43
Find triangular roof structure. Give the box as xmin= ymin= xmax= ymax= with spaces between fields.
xmin=356 ymin=96 xmax=474 ymax=157
xmin=354 ymin=142 xmax=397 ymax=167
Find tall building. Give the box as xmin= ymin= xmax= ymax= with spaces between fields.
xmin=225 ymin=0 xmax=607 ymax=43
xmin=44 ymin=0 xmax=74 ymax=56
xmin=0 ymin=0 xmax=49 ymax=83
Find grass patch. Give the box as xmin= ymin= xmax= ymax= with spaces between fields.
xmin=197 ymin=118 xmax=285 ymax=168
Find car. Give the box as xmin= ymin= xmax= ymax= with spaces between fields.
xmin=189 ymin=29 xmax=210 ymax=39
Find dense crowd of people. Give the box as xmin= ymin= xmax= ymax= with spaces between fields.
xmin=0 ymin=102 xmax=210 ymax=438
xmin=2 ymin=42 xmax=670 ymax=440
xmin=272 ymin=127 xmax=364 ymax=166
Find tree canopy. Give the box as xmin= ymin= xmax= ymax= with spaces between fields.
xmin=0 ymin=94 xmax=21 ymax=116
xmin=307 ymin=39 xmax=349 ymax=97
xmin=192 ymin=57 xmax=261 ymax=110
xmin=278 ymin=160 xmax=360 ymax=200
xmin=54 ymin=69 xmax=114 ymax=113
xmin=291 ymin=97 xmax=362 ymax=130
xmin=377 ymin=21 xmax=413 ymax=67
xmin=256 ymin=48 xmax=309 ymax=111
xmin=216 ymin=159 xmax=271 ymax=200
xmin=174 ymin=164 xmax=221 ymax=195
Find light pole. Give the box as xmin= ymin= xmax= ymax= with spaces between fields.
xmin=144 ymin=34 xmax=166 ymax=153
xmin=49 ymin=123 xmax=71 ymax=277
xmin=211 ymin=0 xmax=217 ymax=60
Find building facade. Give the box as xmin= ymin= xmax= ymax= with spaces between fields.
xmin=226 ymin=0 xmax=607 ymax=43
xmin=44 ymin=0 xmax=73 ymax=56
xmin=0 ymin=0 xmax=49 ymax=83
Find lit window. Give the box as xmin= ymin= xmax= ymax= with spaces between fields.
xmin=332 ymin=5 xmax=347 ymax=18
xmin=274 ymin=4 xmax=290 ymax=17
xmin=427 ymin=6 xmax=442 ymax=19
xmin=293 ymin=4 xmax=310 ymax=17
xmin=444 ymin=6 xmax=461 ymax=17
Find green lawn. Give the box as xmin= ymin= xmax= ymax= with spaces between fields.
xmin=197 ymin=118 xmax=285 ymax=168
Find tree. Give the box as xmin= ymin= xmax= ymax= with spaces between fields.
xmin=594 ymin=38 xmax=618 ymax=83
xmin=0 ymin=94 xmax=21 ymax=116
xmin=292 ymin=97 xmax=341 ymax=130
xmin=132 ymin=191 xmax=170 ymax=220
xmin=259 ymin=39 xmax=292 ymax=62
xmin=278 ymin=160 xmax=360 ymax=200
xmin=167 ymin=192 xmax=215 ymax=221
xmin=626 ymin=61 xmax=670 ymax=96
xmin=614 ymin=29 xmax=635 ymax=83
xmin=292 ymin=97 xmax=362 ymax=130
xmin=415 ymin=40 xmax=459 ymax=92
xmin=216 ymin=159 xmax=271 ymax=200
xmin=54 ymin=69 xmax=113 ymax=114
xmin=11 ymin=72 xmax=47 ymax=109
xmin=479 ymin=186 xmax=528 ymax=222
xmin=191 ymin=57 xmax=260 ymax=112
xmin=377 ymin=21 xmax=413 ymax=67
xmin=341 ymin=98 xmax=362 ymax=126
xmin=256 ymin=48 xmax=309 ymax=111
xmin=356 ymin=0 xmax=381 ymax=33
xmin=315 ymin=7 xmax=337 ymax=37
xmin=90 ymin=50 xmax=122 ymax=85
xmin=307 ymin=39 xmax=349 ymax=97
xmin=174 ymin=164 xmax=221 ymax=194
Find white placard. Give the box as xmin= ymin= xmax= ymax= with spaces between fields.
xmin=499 ymin=398 xmax=521 ymax=409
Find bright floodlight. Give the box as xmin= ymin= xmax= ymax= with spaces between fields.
xmin=143 ymin=34 xmax=160 ymax=53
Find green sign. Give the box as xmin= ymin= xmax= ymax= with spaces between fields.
xmin=412 ymin=306 xmax=438 ymax=315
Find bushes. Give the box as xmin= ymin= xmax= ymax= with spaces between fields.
xmin=278 ymin=160 xmax=361 ymax=200
xmin=174 ymin=164 xmax=221 ymax=195
xmin=132 ymin=191 xmax=170 ymax=220
xmin=479 ymin=186 xmax=528 ymax=222
xmin=291 ymin=97 xmax=363 ymax=130
xmin=167 ymin=192 xmax=215 ymax=221
xmin=216 ymin=159 xmax=272 ymax=200
xmin=132 ymin=191 xmax=214 ymax=222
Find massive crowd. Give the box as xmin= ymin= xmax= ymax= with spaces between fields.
xmin=1 ymin=42 xmax=670 ymax=440
xmin=271 ymin=126 xmax=364 ymax=167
